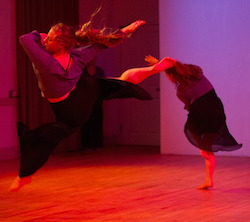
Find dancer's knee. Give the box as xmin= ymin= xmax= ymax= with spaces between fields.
xmin=200 ymin=149 xmax=214 ymax=159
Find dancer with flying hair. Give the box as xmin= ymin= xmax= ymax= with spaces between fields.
xmin=115 ymin=54 xmax=242 ymax=189
xmin=10 ymin=10 xmax=167 ymax=191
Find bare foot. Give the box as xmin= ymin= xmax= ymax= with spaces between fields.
xmin=196 ymin=181 xmax=213 ymax=189
xmin=9 ymin=176 xmax=32 ymax=192
xmin=153 ymin=57 xmax=176 ymax=72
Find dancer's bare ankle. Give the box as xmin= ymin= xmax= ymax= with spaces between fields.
xmin=9 ymin=176 xmax=32 ymax=192
xmin=196 ymin=180 xmax=213 ymax=189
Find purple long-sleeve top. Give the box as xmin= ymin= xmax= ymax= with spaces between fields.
xmin=19 ymin=30 xmax=106 ymax=98
xmin=176 ymin=74 xmax=214 ymax=110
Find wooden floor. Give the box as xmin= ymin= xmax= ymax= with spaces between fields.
xmin=1 ymin=145 xmax=250 ymax=222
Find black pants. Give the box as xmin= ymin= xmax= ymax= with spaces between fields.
xmin=18 ymin=76 xmax=152 ymax=177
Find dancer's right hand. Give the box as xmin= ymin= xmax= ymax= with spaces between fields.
xmin=40 ymin=33 xmax=47 ymax=47
xmin=145 ymin=55 xmax=159 ymax=66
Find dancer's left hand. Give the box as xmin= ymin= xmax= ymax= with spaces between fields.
xmin=121 ymin=20 xmax=146 ymax=34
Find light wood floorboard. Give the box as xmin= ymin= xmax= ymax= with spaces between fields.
xmin=1 ymin=146 xmax=250 ymax=221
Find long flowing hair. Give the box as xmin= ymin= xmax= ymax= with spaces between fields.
xmin=166 ymin=61 xmax=202 ymax=89
xmin=75 ymin=7 xmax=131 ymax=47
xmin=51 ymin=7 xmax=132 ymax=51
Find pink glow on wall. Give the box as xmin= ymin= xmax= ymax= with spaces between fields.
xmin=0 ymin=0 xmax=19 ymax=160
xmin=0 ymin=0 xmax=17 ymax=97
xmin=160 ymin=0 xmax=250 ymax=156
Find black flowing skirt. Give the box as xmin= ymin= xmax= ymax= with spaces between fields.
xmin=184 ymin=89 xmax=242 ymax=152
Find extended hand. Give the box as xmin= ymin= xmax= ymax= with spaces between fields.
xmin=121 ymin=20 xmax=146 ymax=34
xmin=145 ymin=55 xmax=159 ymax=66
xmin=153 ymin=57 xmax=177 ymax=72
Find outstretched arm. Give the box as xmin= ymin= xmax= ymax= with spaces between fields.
xmin=145 ymin=55 xmax=176 ymax=71
xmin=120 ymin=20 xmax=146 ymax=34
xmin=119 ymin=57 xmax=177 ymax=85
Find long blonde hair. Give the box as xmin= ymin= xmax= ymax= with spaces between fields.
xmin=51 ymin=7 xmax=133 ymax=51
xmin=75 ymin=7 xmax=131 ymax=47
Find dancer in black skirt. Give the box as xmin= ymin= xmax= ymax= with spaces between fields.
xmin=122 ymin=55 xmax=242 ymax=189
xmin=9 ymin=11 xmax=164 ymax=191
